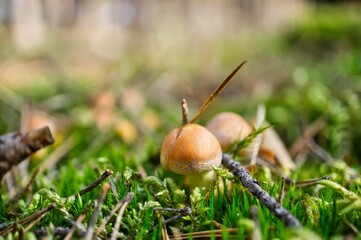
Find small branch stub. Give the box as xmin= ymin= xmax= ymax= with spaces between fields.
xmin=0 ymin=127 xmax=55 ymax=180
xmin=222 ymin=154 xmax=301 ymax=227
xmin=182 ymin=99 xmax=189 ymax=126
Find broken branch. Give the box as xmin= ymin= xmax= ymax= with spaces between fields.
xmin=0 ymin=127 xmax=54 ymax=180
xmin=222 ymin=154 xmax=301 ymax=227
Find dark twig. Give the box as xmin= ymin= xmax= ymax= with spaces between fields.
xmin=151 ymin=207 xmax=192 ymax=232
xmin=0 ymin=127 xmax=54 ymax=180
xmin=222 ymin=154 xmax=301 ymax=227
xmin=110 ymin=192 xmax=134 ymax=240
xmin=96 ymin=192 xmax=135 ymax=235
xmin=0 ymin=203 xmax=56 ymax=237
xmin=85 ymin=183 xmax=110 ymax=240
xmin=295 ymin=176 xmax=330 ymax=188
xmin=74 ymin=169 xmax=113 ymax=197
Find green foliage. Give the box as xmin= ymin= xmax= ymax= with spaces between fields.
xmin=229 ymin=126 xmax=270 ymax=157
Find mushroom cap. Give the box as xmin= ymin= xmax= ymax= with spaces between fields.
xmin=206 ymin=112 xmax=252 ymax=150
xmin=160 ymin=123 xmax=222 ymax=175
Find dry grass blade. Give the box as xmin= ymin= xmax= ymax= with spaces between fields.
xmin=96 ymin=192 xmax=134 ymax=235
xmin=84 ymin=183 xmax=110 ymax=240
xmin=279 ymin=177 xmax=286 ymax=205
xmin=24 ymin=212 xmax=46 ymax=233
xmin=110 ymin=193 xmax=134 ymax=240
xmin=63 ymin=208 xmax=89 ymax=240
xmin=189 ymin=60 xmax=247 ymax=123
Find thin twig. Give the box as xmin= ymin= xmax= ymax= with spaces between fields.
xmin=84 ymin=183 xmax=110 ymax=240
xmin=6 ymin=168 xmax=40 ymax=207
xmin=189 ymin=61 xmax=247 ymax=123
xmin=222 ymin=154 xmax=301 ymax=227
xmin=295 ymin=176 xmax=330 ymax=188
xmin=72 ymin=169 xmax=113 ymax=198
xmin=110 ymin=193 xmax=134 ymax=240
xmin=151 ymin=207 xmax=192 ymax=232
xmin=0 ymin=203 xmax=56 ymax=237
xmin=0 ymin=127 xmax=54 ymax=180
xmin=97 ymin=192 xmax=134 ymax=235
xmin=24 ymin=212 xmax=46 ymax=233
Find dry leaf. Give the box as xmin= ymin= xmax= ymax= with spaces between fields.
xmin=261 ymin=127 xmax=296 ymax=171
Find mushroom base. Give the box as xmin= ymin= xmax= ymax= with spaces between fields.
xmin=184 ymin=170 xmax=218 ymax=189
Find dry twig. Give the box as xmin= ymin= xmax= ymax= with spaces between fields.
xmin=0 ymin=127 xmax=54 ymax=180
xmin=68 ymin=169 xmax=113 ymax=198
xmin=0 ymin=203 xmax=56 ymax=237
xmin=222 ymin=154 xmax=301 ymax=227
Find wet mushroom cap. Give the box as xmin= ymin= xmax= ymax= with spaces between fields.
xmin=206 ymin=112 xmax=252 ymax=150
xmin=160 ymin=124 xmax=222 ymax=175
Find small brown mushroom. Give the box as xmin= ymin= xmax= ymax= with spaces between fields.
xmin=207 ymin=112 xmax=252 ymax=151
xmin=161 ymin=123 xmax=222 ymax=175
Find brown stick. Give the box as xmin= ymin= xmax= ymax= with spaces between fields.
xmin=222 ymin=154 xmax=301 ymax=227
xmin=0 ymin=127 xmax=54 ymax=180
xmin=0 ymin=203 xmax=56 ymax=237
xmin=68 ymin=169 xmax=113 ymax=198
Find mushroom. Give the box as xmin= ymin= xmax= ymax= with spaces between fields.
xmin=206 ymin=112 xmax=253 ymax=151
xmin=160 ymin=61 xmax=247 ymax=188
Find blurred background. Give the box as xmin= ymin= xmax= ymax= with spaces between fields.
xmin=0 ymin=0 xmax=361 ymax=163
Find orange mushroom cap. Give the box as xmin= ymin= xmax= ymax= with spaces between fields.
xmin=206 ymin=112 xmax=252 ymax=150
xmin=160 ymin=124 xmax=222 ymax=175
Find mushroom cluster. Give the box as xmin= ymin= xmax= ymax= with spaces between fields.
xmin=160 ymin=61 xmax=247 ymax=188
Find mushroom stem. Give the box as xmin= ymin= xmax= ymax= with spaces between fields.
xmin=182 ymin=99 xmax=189 ymax=126
xmin=185 ymin=170 xmax=217 ymax=189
